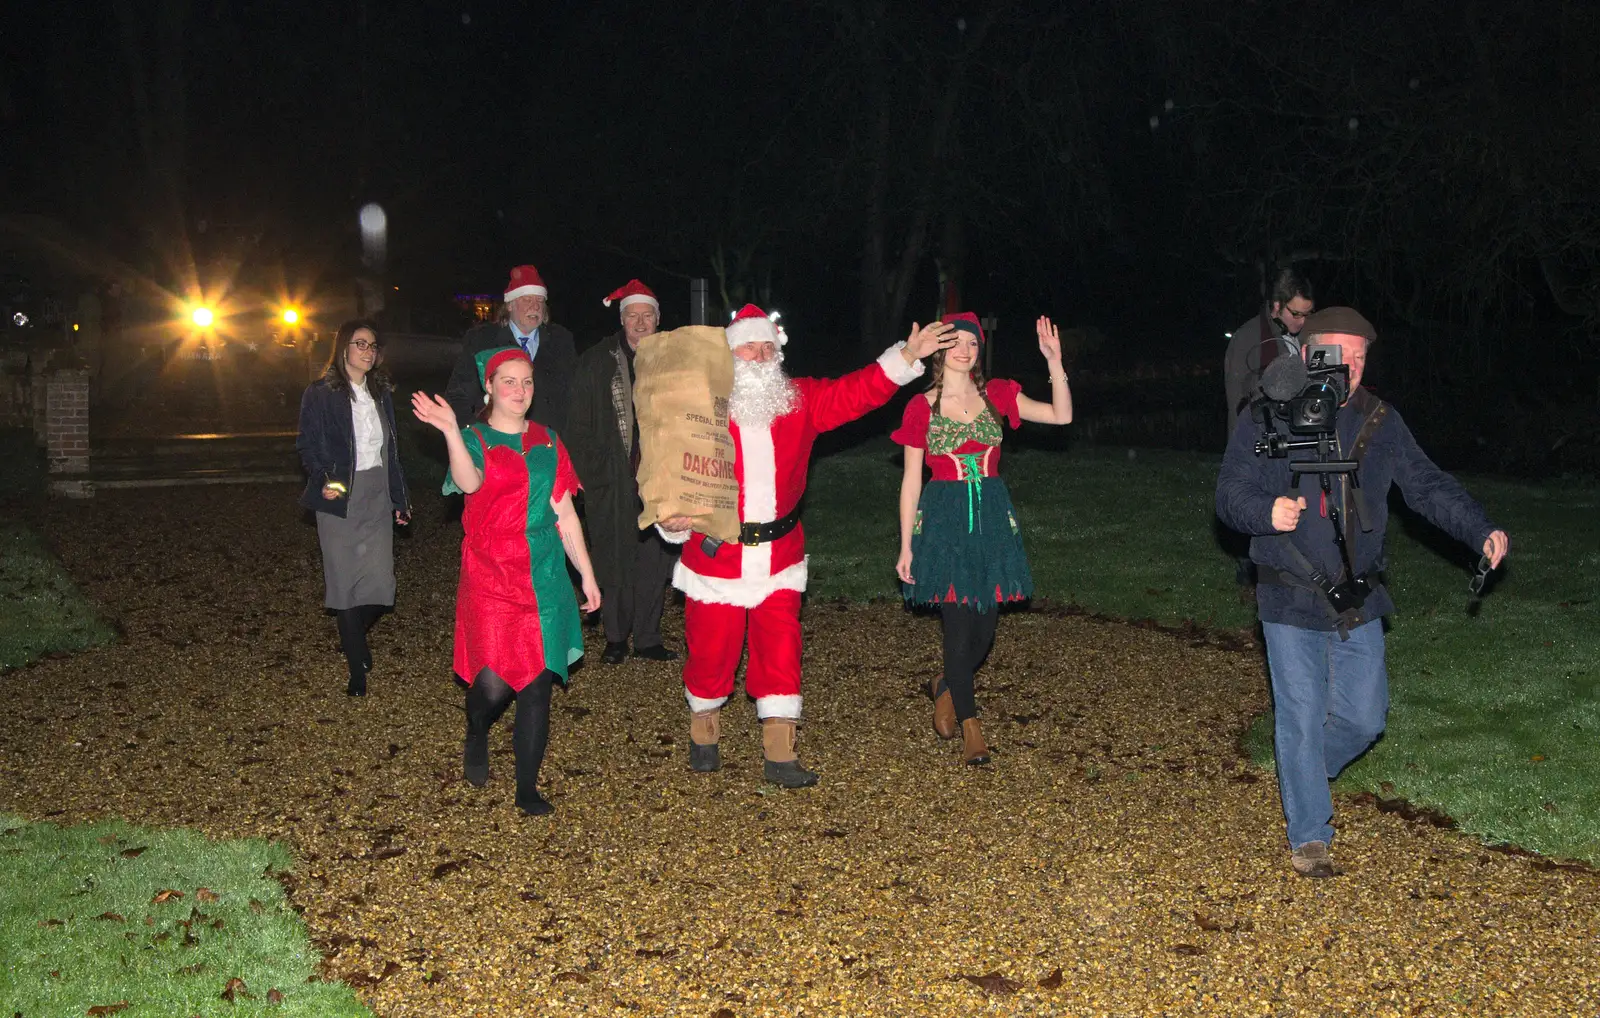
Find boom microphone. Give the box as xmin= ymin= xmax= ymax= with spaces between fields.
xmin=1260 ymin=353 xmax=1308 ymax=402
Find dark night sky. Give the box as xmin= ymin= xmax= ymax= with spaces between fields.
xmin=6 ymin=0 xmax=1599 ymax=401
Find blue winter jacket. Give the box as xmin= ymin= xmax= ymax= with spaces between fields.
xmin=296 ymin=378 xmax=410 ymax=518
xmin=1215 ymin=387 xmax=1498 ymax=631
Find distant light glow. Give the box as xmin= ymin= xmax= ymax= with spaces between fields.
xmin=1224 ymin=332 xmax=1233 ymax=339
xmin=281 ymin=308 xmax=299 ymax=325
xmin=72 ymin=322 xmax=79 ymax=332
xmin=1149 ymin=115 xmax=1160 ymax=130
xmin=191 ymin=306 xmax=215 ymax=328
xmin=12 ymin=312 xmax=27 ymax=327
xmin=359 ymin=203 xmax=387 ymax=236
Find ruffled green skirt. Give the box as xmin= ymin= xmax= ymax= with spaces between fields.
xmin=903 ymin=477 xmax=1033 ymax=612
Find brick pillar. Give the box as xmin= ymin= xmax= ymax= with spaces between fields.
xmin=46 ymin=368 xmax=93 ymax=498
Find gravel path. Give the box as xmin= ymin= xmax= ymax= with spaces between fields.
xmin=3 ymin=485 xmax=1596 ymax=1017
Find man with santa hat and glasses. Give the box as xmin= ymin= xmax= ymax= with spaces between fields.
xmin=445 ymin=264 xmax=577 ymax=433
xmin=566 ymin=280 xmax=681 ymax=665
xmin=658 ymin=306 xmax=957 ymax=787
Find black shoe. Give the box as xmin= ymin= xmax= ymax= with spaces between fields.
xmin=517 ymin=790 xmax=555 ymax=816
xmin=346 ymin=673 xmax=367 ymax=697
xmin=602 ymin=641 xmax=629 ymax=664
xmin=631 ymin=644 xmax=679 ymax=662
xmin=763 ymin=759 xmax=820 ymax=788
xmin=689 ymin=742 xmax=720 ymax=772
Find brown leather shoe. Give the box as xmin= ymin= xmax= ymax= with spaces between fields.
xmin=1290 ymin=840 xmax=1337 ymax=878
xmin=961 ymin=717 xmax=990 ymax=765
xmin=931 ymin=677 xmax=957 ymax=740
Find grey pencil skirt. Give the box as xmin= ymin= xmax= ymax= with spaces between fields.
xmin=317 ymin=465 xmax=396 ymax=610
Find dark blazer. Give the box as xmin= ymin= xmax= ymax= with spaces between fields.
xmin=443 ymin=321 xmax=577 ymax=434
xmin=296 ymin=378 xmax=411 ymax=517
xmin=566 ymin=331 xmax=643 ymax=589
xmin=1216 ymin=386 xmax=1497 ymax=631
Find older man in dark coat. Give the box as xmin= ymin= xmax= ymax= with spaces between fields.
xmin=444 ymin=264 xmax=577 ymax=432
xmin=565 ymin=280 xmax=679 ymax=664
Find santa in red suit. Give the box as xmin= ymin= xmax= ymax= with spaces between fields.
xmin=659 ymin=305 xmax=956 ymax=787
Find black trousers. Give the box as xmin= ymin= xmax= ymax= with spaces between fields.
xmin=940 ymin=603 xmax=1000 ymax=721
xmin=464 ymin=668 xmax=555 ymax=812
xmin=601 ymin=529 xmax=677 ymax=648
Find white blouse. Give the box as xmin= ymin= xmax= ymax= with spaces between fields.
xmin=351 ymin=381 xmax=385 ymax=471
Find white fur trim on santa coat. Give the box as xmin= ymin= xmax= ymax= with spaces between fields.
xmin=685 ymin=689 xmax=729 ymax=713
xmin=756 ymin=694 xmax=802 ymax=721
xmin=737 ymin=424 xmax=778 ymax=578
xmin=878 ymin=342 xmax=926 ymax=386
xmin=726 ymin=315 xmax=783 ymax=348
xmin=655 ymin=523 xmax=692 ymax=544
xmin=673 ymin=558 xmax=808 ymax=608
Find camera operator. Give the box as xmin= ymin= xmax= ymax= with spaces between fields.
xmin=1215 ymin=307 xmax=1509 ymax=878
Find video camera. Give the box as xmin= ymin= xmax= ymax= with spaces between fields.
xmin=1249 ymin=342 xmax=1373 ymax=617
xmin=1252 ymin=343 xmax=1350 ymax=454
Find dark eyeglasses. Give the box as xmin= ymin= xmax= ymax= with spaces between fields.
xmin=1468 ymin=554 xmax=1493 ymax=597
xmin=1281 ymin=306 xmax=1314 ymax=320
xmin=350 ymin=339 xmax=381 ymax=352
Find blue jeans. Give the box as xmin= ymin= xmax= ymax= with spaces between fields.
xmin=1262 ymin=619 xmax=1388 ymax=849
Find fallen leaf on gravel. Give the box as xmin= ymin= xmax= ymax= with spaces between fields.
xmin=959 ymin=971 xmax=1020 ymax=995
xmin=636 ymin=947 xmax=680 ymax=959
xmin=552 ymin=971 xmax=591 ymax=984
xmin=1038 ymin=968 xmax=1063 ymax=989
xmin=220 ymin=977 xmax=249 ymax=1001
xmin=119 ymin=847 xmax=147 ymax=858
xmin=431 ymin=859 xmax=468 ymax=880
xmin=151 ymin=889 xmax=183 ymax=904
xmin=196 ymin=888 xmax=219 ymax=902
xmin=93 ymin=912 xmax=124 ymax=922
xmin=1170 ymin=944 xmax=1205 ymax=956
xmin=1195 ymin=911 xmax=1224 ymax=931
xmin=86 ymin=1004 xmax=129 ymax=1016
xmin=712 ymin=1009 xmax=735 ymax=1018
xmin=267 ymin=988 xmax=284 ymax=1004
xmin=372 ymin=845 xmax=407 ymax=860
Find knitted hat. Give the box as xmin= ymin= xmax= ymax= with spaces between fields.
xmin=1301 ymin=307 xmax=1376 ymax=344
xmin=602 ymin=279 xmax=659 ymax=312
xmin=941 ymin=311 xmax=986 ymax=346
xmin=725 ymin=303 xmax=787 ymax=349
xmin=474 ymin=345 xmax=533 ymax=399
xmin=503 ymin=265 xmax=548 ymax=303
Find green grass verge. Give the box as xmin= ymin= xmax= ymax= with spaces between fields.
xmin=0 ymin=520 xmax=119 ymax=671
xmin=0 ymin=814 xmax=371 ymax=1017
xmin=807 ymin=439 xmax=1600 ymax=863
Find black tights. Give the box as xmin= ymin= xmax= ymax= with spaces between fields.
xmin=940 ymin=603 xmax=999 ymax=722
xmin=464 ymin=668 xmax=556 ymax=815
xmin=335 ymin=604 xmax=386 ymax=692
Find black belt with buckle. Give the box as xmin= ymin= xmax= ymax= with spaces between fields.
xmin=740 ymin=504 xmax=802 ymax=546
xmin=702 ymin=504 xmax=802 ymax=556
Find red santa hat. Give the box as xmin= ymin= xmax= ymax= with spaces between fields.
xmin=602 ymin=279 xmax=659 ymax=312
xmin=941 ymin=311 xmax=986 ymax=346
xmin=503 ymin=264 xmax=548 ymax=303
xmin=725 ymin=303 xmax=787 ymax=349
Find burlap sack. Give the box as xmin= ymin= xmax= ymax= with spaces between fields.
xmin=633 ymin=326 xmax=740 ymax=542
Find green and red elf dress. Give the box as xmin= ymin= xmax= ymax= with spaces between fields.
xmin=892 ymin=378 xmax=1034 ymax=610
xmin=444 ymin=419 xmax=585 ymax=690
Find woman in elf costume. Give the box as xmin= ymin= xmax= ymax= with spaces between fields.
xmin=412 ymin=346 xmax=602 ymax=816
xmin=892 ymin=313 xmax=1073 ymax=764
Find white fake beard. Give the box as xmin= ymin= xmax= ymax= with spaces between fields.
xmin=729 ymin=355 xmax=797 ymax=428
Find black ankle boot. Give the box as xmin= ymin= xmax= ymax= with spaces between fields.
xmin=513 ymin=673 xmax=555 ymax=816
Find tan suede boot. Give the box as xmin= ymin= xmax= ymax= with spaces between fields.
xmin=761 ymin=718 xmax=819 ymax=788
xmin=689 ymin=708 xmax=721 ymax=772
xmin=961 ymin=717 xmax=991 ymax=766
xmin=930 ymin=677 xmax=957 ymax=740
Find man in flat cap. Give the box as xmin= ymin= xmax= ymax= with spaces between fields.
xmin=1216 ymin=307 xmax=1509 ymax=878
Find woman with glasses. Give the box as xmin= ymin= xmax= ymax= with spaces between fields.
xmin=296 ymin=319 xmax=412 ymax=696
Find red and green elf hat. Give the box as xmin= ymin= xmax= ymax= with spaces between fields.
xmin=941 ymin=311 xmax=985 ymax=346
xmin=475 ymin=345 xmax=534 ymax=399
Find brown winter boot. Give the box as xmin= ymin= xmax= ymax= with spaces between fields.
xmin=761 ymin=718 xmax=819 ymax=788
xmin=930 ymin=677 xmax=957 ymax=740
xmin=961 ymin=717 xmax=991 ymax=766
xmin=689 ymin=708 xmax=721 ymax=772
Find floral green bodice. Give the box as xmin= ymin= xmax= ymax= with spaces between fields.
xmin=926 ymin=407 xmax=1003 ymax=456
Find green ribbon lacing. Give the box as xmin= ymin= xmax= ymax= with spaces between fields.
xmin=956 ymin=452 xmax=985 ymax=533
